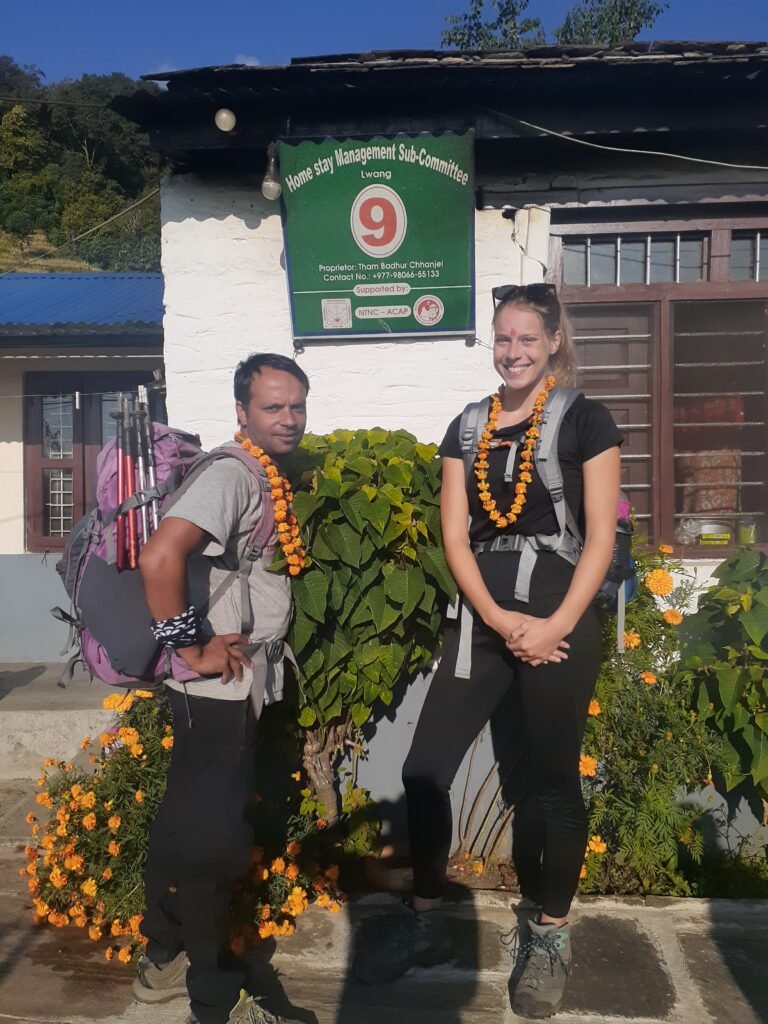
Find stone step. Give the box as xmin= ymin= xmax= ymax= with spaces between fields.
xmin=0 ymin=663 xmax=113 ymax=779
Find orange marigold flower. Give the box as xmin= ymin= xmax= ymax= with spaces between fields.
xmin=49 ymin=866 xmax=67 ymax=889
xmin=99 ymin=732 xmax=113 ymax=748
xmin=663 ymin=609 xmax=683 ymax=626
xmin=108 ymin=841 xmax=120 ymax=857
xmin=315 ymin=892 xmax=331 ymax=908
xmin=588 ymin=700 xmax=601 ymax=717
xmin=102 ymin=867 xmax=113 ymax=881
xmin=108 ymin=816 xmax=121 ymax=832
xmin=258 ymin=921 xmax=278 ymax=939
xmin=64 ymin=854 xmax=84 ymax=871
xmin=270 ymin=857 xmax=286 ymax=875
xmin=25 ymin=812 xmax=36 ymax=825
xmin=328 ymin=901 xmax=342 ymax=913
xmin=82 ymin=813 xmax=97 ymax=831
xmin=579 ymin=754 xmax=598 ymax=778
xmin=285 ymin=864 xmax=299 ymax=881
xmin=80 ymin=791 xmax=96 ymax=808
xmin=260 ymin=906 xmax=271 ymax=920
xmin=161 ymin=736 xmax=174 ymax=750
xmin=658 ymin=544 xmax=674 ymax=555
xmin=81 ymin=878 xmax=98 ymax=898
xmin=134 ymin=790 xmax=144 ymax=804
xmin=316 ymin=819 xmax=328 ymax=830
xmin=579 ymin=864 xmax=587 ymax=880
xmin=130 ymin=744 xmax=144 ymax=758
xmin=288 ymin=565 xmax=301 ymax=576
xmin=623 ymin=630 xmax=641 ymax=650
xmin=645 ymin=569 xmax=674 ymax=597
xmin=89 ymin=925 xmax=102 ymax=941
xmin=134 ymin=689 xmax=154 ymax=698
xmin=35 ymin=793 xmax=53 ymax=809
xmin=588 ymin=835 xmax=607 ymax=854
xmin=640 ymin=671 xmax=658 ymax=686
xmin=104 ymin=946 xmax=114 ymax=961
xmin=118 ymin=945 xmax=132 ymax=963
xmin=286 ymin=841 xmax=301 ymax=857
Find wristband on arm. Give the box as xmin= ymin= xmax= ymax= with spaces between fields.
xmin=151 ymin=605 xmax=202 ymax=649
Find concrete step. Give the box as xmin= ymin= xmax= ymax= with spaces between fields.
xmin=0 ymin=663 xmax=114 ymax=779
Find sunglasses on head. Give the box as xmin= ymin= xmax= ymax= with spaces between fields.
xmin=492 ymin=283 xmax=558 ymax=308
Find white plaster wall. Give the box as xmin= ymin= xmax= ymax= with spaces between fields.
xmin=161 ymin=175 xmax=549 ymax=446
xmin=0 ymin=363 xmax=24 ymax=553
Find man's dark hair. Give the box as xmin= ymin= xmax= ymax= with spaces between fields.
xmin=233 ymin=353 xmax=310 ymax=407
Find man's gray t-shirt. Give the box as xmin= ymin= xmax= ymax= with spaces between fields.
xmin=162 ymin=445 xmax=292 ymax=706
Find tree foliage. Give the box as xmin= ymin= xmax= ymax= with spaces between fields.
xmin=0 ymin=56 xmax=161 ymax=272
xmin=441 ymin=0 xmax=669 ymax=48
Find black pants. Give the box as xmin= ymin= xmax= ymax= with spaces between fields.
xmin=402 ymin=596 xmax=602 ymax=919
xmin=141 ymin=689 xmax=257 ymax=1024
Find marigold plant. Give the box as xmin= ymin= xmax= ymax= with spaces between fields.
xmin=27 ymin=692 xmax=345 ymax=963
xmin=579 ymin=543 xmax=725 ymax=896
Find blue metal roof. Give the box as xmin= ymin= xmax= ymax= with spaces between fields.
xmin=0 ymin=273 xmax=164 ymax=336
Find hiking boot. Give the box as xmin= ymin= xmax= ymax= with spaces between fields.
xmin=353 ymin=906 xmax=454 ymax=984
xmin=512 ymin=919 xmax=572 ymax=1019
xmin=501 ymin=897 xmax=541 ymax=984
xmin=132 ymin=950 xmax=189 ymax=1003
xmin=227 ymin=991 xmax=305 ymax=1024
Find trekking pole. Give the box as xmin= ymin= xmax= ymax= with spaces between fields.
xmin=111 ymin=394 xmax=127 ymax=571
xmin=137 ymin=385 xmax=159 ymax=532
xmin=132 ymin=398 xmax=150 ymax=545
xmin=123 ymin=394 xmax=139 ymax=570
xmin=138 ymin=384 xmax=160 ymax=532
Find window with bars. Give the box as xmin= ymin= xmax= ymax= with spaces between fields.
xmin=731 ymin=231 xmax=768 ymax=282
xmin=567 ymin=300 xmax=768 ymax=550
xmin=24 ymin=373 xmax=165 ymax=553
xmin=564 ymin=233 xmax=708 ymax=287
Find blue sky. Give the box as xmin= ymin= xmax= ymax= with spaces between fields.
xmin=4 ymin=0 xmax=767 ymax=84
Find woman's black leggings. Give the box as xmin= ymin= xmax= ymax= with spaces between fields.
xmin=402 ymin=596 xmax=602 ymax=919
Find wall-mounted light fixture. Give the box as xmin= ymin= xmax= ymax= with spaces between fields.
xmin=214 ymin=108 xmax=237 ymax=132
xmin=261 ymin=142 xmax=282 ymax=201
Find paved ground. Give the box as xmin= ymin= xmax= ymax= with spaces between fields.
xmin=1 ymin=666 xmax=766 ymax=1024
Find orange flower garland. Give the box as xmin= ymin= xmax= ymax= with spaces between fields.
xmin=235 ymin=433 xmax=306 ymax=576
xmin=474 ymin=375 xmax=557 ymax=529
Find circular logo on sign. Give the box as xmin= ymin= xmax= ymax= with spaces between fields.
xmin=350 ymin=185 xmax=407 ymax=258
xmin=413 ymin=294 xmax=445 ymax=326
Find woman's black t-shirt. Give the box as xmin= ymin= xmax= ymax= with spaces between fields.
xmin=439 ymin=394 xmax=623 ymax=601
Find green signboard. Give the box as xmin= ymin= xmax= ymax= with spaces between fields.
xmin=278 ymin=132 xmax=475 ymax=340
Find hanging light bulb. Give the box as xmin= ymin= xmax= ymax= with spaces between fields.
xmin=214 ymin=108 xmax=237 ymax=132
xmin=261 ymin=143 xmax=282 ymax=201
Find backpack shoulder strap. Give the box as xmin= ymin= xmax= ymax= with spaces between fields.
xmin=534 ymin=386 xmax=583 ymax=545
xmin=458 ymin=397 xmax=491 ymax=486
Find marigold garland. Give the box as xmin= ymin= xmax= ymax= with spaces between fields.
xmin=235 ymin=433 xmax=306 ymax=576
xmin=474 ymin=375 xmax=557 ymax=529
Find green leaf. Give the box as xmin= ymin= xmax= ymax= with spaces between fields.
xmin=740 ymin=604 xmax=768 ymax=646
xmin=744 ymin=725 xmax=768 ymax=784
xmin=311 ymin=527 xmax=340 ymax=562
xmin=291 ymin=610 xmax=315 ymax=656
xmin=716 ymin=666 xmax=743 ymax=712
xmin=326 ymin=631 xmax=353 ymax=669
xmin=351 ymin=702 xmax=372 ymax=727
xmin=302 ymin=648 xmax=325 ymax=681
xmin=378 ymin=643 xmax=405 ymax=683
xmin=415 ymin=442 xmax=438 ymax=462
xmin=326 ymin=523 xmax=362 ymax=567
xmin=298 ymin=706 xmax=316 ymax=727
xmin=420 ymin=545 xmax=457 ymax=599
xmin=292 ymin=491 xmax=324 ymax=525
xmin=293 ymin=572 xmax=329 ymax=623
xmin=363 ymin=680 xmax=381 ymax=704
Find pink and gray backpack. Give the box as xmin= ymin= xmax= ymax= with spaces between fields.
xmin=52 ymin=425 xmax=275 ymax=688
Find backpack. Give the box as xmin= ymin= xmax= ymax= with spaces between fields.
xmin=52 ymin=425 xmax=275 ymax=688
xmin=454 ymin=387 xmax=637 ymax=672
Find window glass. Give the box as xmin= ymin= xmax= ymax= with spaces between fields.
xmin=43 ymin=395 xmax=73 ymax=459
xmin=591 ymin=240 xmax=617 ymax=285
xmin=44 ymin=468 xmax=74 ymax=537
xmin=619 ymin=239 xmax=646 ymax=284
xmin=730 ymin=234 xmax=755 ymax=281
xmin=649 ymin=238 xmax=676 ymax=283
xmin=678 ymin=237 xmax=704 ymax=283
xmin=563 ymin=240 xmax=587 ymax=286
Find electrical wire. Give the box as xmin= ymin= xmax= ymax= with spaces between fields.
xmin=0 ymin=189 xmax=160 ymax=278
xmin=0 ymin=94 xmax=107 ymax=110
xmin=483 ymin=108 xmax=768 ymax=173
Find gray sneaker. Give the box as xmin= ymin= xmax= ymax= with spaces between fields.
xmin=512 ymin=919 xmax=572 ymax=1019
xmin=501 ymin=898 xmax=541 ymax=983
xmin=228 ymin=992 xmax=305 ymax=1024
xmin=353 ymin=907 xmax=454 ymax=984
xmin=132 ymin=950 xmax=189 ymax=1003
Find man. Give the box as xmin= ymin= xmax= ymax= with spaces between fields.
xmin=134 ymin=353 xmax=310 ymax=1024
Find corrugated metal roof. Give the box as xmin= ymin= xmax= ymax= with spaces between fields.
xmin=0 ymin=273 xmax=164 ymax=336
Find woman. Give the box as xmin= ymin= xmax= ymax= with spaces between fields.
xmin=355 ymin=284 xmax=622 ymax=1018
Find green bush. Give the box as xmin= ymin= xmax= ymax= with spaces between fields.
xmin=677 ymin=549 xmax=768 ymax=801
xmin=280 ymin=429 xmax=456 ymax=823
